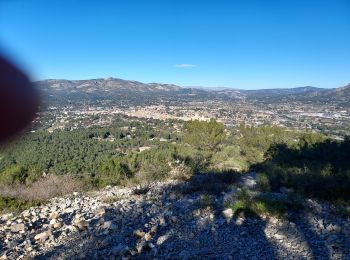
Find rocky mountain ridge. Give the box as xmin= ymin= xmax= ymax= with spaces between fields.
xmin=35 ymin=78 xmax=217 ymax=106
xmin=34 ymin=78 xmax=350 ymax=105
xmin=36 ymin=78 xmax=183 ymax=93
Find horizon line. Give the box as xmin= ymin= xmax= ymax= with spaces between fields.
xmin=32 ymin=76 xmax=348 ymax=91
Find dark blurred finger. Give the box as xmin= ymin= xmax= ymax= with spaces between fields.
xmin=0 ymin=56 xmax=40 ymax=142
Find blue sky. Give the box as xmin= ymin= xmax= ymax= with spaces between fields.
xmin=0 ymin=0 xmax=349 ymax=89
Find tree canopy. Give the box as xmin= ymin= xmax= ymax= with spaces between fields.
xmin=183 ymin=119 xmax=226 ymax=151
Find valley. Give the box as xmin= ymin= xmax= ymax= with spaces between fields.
xmin=33 ymin=78 xmax=350 ymax=137
xmin=0 ymin=78 xmax=349 ymax=259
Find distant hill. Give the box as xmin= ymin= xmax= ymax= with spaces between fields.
xmin=238 ymin=86 xmax=329 ymax=103
xmin=242 ymin=86 xmax=327 ymax=96
xmin=36 ymin=78 xmax=183 ymax=93
xmin=34 ymin=78 xmax=350 ymax=106
xmin=238 ymin=85 xmax=350 ymax=104
xmin=34 ymin=78 xmax=219 ymax=106
xmin=323 ymin=84 xmax=350 ymax=100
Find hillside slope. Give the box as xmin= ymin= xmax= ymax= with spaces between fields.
xmin=1 ymin=176 xmax=349 ymax=259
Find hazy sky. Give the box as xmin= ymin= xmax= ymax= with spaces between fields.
xmin=0 ymin=0 xmax=349 ymax=89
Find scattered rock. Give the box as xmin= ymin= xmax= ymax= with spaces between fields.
xmin=10 ymin=223 xmax=25 ymax=233
xmin=274 ymin=233 xmax=285 ymax=240
xmin=159 ymin=216 xmax=167 ymax=227
xmin=170 ymin=216 xmax=178 ymax=223
xmin=73 ymin=218 xmax=89 ymax=230
xmin=34 ymin=231 xmax=51 ymax=243
xmin=53 ymin=221 xmax=63 ymax=229
xmin=222 ymin=208 xmax=233 ymax=220
xmin=144 ymin=232 xmax=152 ymax=241
xmin=49 ymin=212 xmax=60 ymax=220
xmin=0 ymin=177 xmax=349 ymax=259
xmin=95 ymin=207 xmax=106 ymax=217
xmin=133 ymin=229 xmax=145 ymax=239
xmin=156 ymin=234 xmax=169 ymax=245
xmin=2 ymin=213 xmax=13 ymax=221
xmin=102 ymin=221 xmax=117 ymax=231
xmin=235 ymin=217 xmax=245 ymax=226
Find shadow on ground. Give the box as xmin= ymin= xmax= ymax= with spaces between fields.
xmin=34 ymin=171 xmax=350 ymax=259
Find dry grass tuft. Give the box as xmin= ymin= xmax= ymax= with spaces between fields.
xmin=169 ymin=163 xmax=193 ymax=181
xmin=0 ymin=174 xmax=84 ymax=202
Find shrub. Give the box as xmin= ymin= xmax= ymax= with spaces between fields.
xmin=230 ymin=189 xmax=257 ymax=217
xmin=175 ymin=146 xmax=212 ymax=173
xmin=341 ymin=206 xmax=350 ymax=218
xmin=102 ymin=195 xmax=123 ymax=204
xmin=0 ymin=165 xmax=28 ymax=185
xmin=96 ymin=158 xmax=132 ymax=187
xmin=200 ymin=194 xmax=215 ymax=208
xmin=184 ymin=170 xmax=240 ymax=195
xmin=210 ymin=145 xmax=248 ymax=171
xmin=169 ymin=163 xmax=193 ymax=181
xmin=0 ymin=174 xmax=84 ymax=202
xmin=229 ymin=189 xmax=303 ymax=218
xmin=257 ymin=162 xmax=350 ymax=200
xmin=132 ymin=163 xmax=170 ymax=185
xmin=254 ymin=195 xmax=288 ymax=217
xmin=257 ymin=173 xmax=270 ymax=191
xmin=0 ymin=197 xmax=41 ymax=214
xmin=255 ymin=137 xmax=350 ymax=201
xmin=125 ymin=143 xmax=176 ymax=184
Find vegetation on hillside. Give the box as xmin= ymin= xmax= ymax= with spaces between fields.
xmin=0 ymin=117 xmax=349 ymax=212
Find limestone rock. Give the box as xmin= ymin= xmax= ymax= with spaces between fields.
xmin=49 ymin=212 xmax=60 ymax=220
xmin=52 ymin=220 xmax=63 ymax=229
xmin=11 ymin=223 xmax=25 ymax=233
xmin=222 ymin=208 xmax=233 ymax=220
xmin=95 ymin=207 xmax=106 ymax=217
xmin=34 ymin=231 xmax=51 ymax=243
xmin=102 ymin=221 xmax=117 ymax=231
xmin=73 ymin=218 xmax=89 ymax=230
xmin=133 ymin=229 xmax=145 ymax=239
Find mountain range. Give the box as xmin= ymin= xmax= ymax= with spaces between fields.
xmin=34 ymin=78 xmax=350 ymax=106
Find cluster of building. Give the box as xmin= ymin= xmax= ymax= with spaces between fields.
xmin=31 ymin=98 xmax=350 ymax=138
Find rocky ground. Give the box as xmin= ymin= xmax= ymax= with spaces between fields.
xmin=0 ymin=174 xmax=350 ymax=260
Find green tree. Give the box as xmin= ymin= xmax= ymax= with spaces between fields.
xmin=183 ymin=119 xmax=226 ymax=151
xmin=98 ymin=158 xmax=132 ymax=187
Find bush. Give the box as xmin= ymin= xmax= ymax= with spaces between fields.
xmin=96 ymin=158 xmax=132 ymax=187
xmin=0 ymin=197 xmax=41 ymax=214
xmin=229 ymin=188 xmax=303 ymax=218
xmin=230 ymin=188 xmax=257 ymax=217
xmin=132 ymin=163 xmax=170 ymax=185
xmin=0 ymin=175 xmax=84 ymax=202
xmin=255 ymin=137 xmax=350 ymax=200
xmin=174 ymin=145 xmax=212 ymax=174
xmin=257 ymin=162 xmax=350 ymax=200
xmin=200 ymin=194 xmax=215 ymax=208
xmin=183 ymin=170 xmax=240 ymax=195
xmin=210 ymin=145 xmax=248 ymax=171
xmin=0 ymin=165 xmax=28 ymax=185
xmin=257 ymin=173 xmax=270 ymax=191
xmin=234 ymin=125 xmax=293 ymax=165
xmin=340 ymin=206 xmax=350 ymax=218
xmin=254 ymin=195 xmax=289 ymax=217
xmin=169 ymin=163 xmax=193 ymax=181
